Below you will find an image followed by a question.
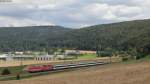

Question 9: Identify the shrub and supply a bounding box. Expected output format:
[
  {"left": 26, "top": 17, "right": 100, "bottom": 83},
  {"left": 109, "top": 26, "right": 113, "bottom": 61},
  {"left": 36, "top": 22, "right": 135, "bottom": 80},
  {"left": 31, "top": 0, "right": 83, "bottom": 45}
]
[
  {"left": 122, "top": 57, "right": 129, "bottom": 61},
  {"left": 1, "top": 68, "right": 11, "bottom": 75}
]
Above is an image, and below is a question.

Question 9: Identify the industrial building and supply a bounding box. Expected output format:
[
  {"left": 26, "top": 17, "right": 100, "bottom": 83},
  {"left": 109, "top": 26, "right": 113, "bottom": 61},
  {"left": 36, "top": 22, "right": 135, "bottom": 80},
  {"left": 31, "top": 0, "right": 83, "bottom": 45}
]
[
  {"left": 0, "top": 54, "right": 34, "bottom": 61},
  {"left": 0, "top": 54, "right": 55, "bottom": 61}
]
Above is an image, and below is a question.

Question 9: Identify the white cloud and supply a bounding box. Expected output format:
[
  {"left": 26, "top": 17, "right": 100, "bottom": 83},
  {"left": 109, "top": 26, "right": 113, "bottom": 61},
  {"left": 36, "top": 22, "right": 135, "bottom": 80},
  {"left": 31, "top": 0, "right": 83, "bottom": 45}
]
[
  {"left": 83, "top": 3, "right": 109, "bottom": 17},
  {"left": 0, "top": 16, "right": 54, "bottom": 27},
  {"left": 82, "top": 3, "right": 143, "bottom": 21},
  {"left": 0, "top": 0, "right": 150, "bottom": 28},
  {"left": 103, "top": 11, "right": 117, "bottom": 20}
]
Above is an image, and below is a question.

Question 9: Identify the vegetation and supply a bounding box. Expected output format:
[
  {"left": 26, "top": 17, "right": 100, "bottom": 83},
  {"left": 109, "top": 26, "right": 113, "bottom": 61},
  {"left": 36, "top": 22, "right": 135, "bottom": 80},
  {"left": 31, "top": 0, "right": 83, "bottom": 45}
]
[
  {"left": 138, "top": 54, "right": 150, "bottom": 61},
  {"left": 0, "top": 19, "right": 149, "bottom": 59},
  {"left": 1, "top": 68, "right": 11, "bottom": 75},
  {"left": 0, "top": 66, "right": 25, "bottom": 76}
]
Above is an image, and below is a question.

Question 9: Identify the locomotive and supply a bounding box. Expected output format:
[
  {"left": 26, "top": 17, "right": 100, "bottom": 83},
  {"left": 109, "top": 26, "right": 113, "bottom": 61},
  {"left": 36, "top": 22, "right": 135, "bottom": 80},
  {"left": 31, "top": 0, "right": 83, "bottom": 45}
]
[{"left": 25, "top": 64, "right": 53, "bottom": 73}]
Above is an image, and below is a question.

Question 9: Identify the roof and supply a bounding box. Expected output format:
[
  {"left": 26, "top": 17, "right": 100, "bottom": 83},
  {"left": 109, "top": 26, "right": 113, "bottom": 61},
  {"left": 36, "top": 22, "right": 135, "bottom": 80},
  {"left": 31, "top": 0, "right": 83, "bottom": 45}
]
[
  {"left": 12, "top": 55, "right": 34, "bottom": 58},
  {"left": 0, "top": 54, "right": 34, "bottom": 58},
  {"left": 36, "top": 55, "right": 54, "bottom": 57},
  {"left": 79, "top": 50, "right": 96, "bottom": 54}
]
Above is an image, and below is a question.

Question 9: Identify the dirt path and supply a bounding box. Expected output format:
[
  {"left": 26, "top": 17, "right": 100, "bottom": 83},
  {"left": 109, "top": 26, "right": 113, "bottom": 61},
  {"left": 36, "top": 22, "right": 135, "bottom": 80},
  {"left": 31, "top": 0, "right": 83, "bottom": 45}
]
[{"left": 1, "top": 61, "right": 150, "bottom": 84}]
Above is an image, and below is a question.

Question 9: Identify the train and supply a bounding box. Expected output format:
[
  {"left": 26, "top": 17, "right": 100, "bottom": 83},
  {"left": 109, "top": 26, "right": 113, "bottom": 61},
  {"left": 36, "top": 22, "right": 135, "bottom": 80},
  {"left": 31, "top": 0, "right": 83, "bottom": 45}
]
[{"left": 25, "top": 61, "right": 106, "bottom": 73}]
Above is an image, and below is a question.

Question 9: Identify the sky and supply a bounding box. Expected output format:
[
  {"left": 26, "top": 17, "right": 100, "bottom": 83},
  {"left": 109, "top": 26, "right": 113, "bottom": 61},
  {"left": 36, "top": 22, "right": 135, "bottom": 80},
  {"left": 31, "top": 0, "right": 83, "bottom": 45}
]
[{"left": 0, "top": 0, "right": 150, "bottom": 28}]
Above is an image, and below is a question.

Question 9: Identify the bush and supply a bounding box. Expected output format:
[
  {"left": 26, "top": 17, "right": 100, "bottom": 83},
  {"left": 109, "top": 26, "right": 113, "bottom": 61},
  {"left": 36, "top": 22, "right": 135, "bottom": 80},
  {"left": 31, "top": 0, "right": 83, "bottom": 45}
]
[
  {"left": 135, "top": 53, "right": 145, "bottom": 60},
  {"left": 122, "top": 57, "right": 129, "bottom": 61},
  {"left": 1, "top": 68, "right": 11, "bottom": 75}
]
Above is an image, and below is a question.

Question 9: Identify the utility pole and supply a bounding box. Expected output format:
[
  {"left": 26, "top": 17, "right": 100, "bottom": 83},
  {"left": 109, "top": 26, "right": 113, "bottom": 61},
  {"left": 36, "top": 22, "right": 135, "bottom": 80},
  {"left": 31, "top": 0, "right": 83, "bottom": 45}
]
[{"left": 20, "top": 56, "right": 23, "bottom": 67}]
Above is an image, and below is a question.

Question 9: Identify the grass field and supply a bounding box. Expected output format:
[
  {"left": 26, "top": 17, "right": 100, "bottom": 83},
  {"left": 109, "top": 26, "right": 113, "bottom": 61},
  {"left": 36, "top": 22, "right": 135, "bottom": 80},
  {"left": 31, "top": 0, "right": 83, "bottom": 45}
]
[
  {"left": 78, "top": 54, "right": 97, "bottom": 59},
  {"left": 0, "top": 55, "right": 150, "bottom": 84}
]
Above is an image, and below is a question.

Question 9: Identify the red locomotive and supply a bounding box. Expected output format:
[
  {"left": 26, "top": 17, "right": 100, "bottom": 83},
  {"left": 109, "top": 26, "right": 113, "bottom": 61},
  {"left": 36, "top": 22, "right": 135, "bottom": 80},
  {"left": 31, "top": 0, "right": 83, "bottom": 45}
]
[{"left": 26, "top": 64, "right": 53, "bottom": 73}]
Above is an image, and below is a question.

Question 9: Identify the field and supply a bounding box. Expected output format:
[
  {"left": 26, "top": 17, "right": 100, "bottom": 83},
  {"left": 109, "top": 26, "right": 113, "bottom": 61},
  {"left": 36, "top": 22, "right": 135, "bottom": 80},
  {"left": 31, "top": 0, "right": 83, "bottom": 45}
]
[
  {"left": 77, "top": 54, "right": 97, "bottom": 59},
  {"left": 0, "top": 57, "right": 120, "bottom": 67},
  {"left": 0, "top": 57, "right": 121, "bottom": 78},
  {"left": 0, "top": 57, "right": 150, "bottom": 84}
]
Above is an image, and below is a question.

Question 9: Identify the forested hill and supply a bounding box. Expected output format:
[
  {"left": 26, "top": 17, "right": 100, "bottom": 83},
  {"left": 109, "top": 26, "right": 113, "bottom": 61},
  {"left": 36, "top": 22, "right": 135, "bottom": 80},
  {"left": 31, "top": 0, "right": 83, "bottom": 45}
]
[
  {"left": 0, "top": 19, "right": 149, "bottom": 55},
  {"left": 0, "top": 26, "right": 72, "bottom": 51},
  {"left": 63, "top": 19, "right": 150, "bottom": 54}
]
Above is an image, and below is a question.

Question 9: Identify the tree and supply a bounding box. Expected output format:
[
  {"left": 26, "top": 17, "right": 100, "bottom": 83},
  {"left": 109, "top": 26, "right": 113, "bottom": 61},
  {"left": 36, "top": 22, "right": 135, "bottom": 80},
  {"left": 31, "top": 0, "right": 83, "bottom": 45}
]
[{"left": 1, "top": 68, "right": 11, "bottom": 75}]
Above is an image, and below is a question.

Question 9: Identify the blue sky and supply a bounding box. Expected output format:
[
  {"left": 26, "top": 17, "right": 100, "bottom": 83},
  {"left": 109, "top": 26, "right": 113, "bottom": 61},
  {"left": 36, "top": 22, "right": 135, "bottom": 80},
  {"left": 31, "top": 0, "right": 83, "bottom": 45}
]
[{"left": 0, "top": 0, "right": 150, "bottom": 28}]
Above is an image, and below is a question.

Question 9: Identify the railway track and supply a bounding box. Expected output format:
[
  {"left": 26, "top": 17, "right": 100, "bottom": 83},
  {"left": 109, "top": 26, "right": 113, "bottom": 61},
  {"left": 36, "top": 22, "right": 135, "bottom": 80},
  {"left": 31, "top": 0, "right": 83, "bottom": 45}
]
[{"left": 0, "top": 61, "right": 109, "bottom": 81}]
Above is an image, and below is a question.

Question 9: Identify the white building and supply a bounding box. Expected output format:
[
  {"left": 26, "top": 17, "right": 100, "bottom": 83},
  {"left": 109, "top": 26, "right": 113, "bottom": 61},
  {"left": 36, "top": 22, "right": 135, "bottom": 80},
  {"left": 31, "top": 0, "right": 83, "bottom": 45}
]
[
  {"left": 0, "top": 54, "right": 34, "bottom": 61},
  {"left": 56, "top": 55, "right": 66, "bottom": 59},
  {"left": 65, "top": 50, "right": 80, "bottom": 55},
  {"left": 35, "top": 55, "right": 53, "bottom": 61},
  {"left": 12, "top": 55, "right": 34, "bottom": 61},
  {"left": 0, "top": 54, "right": 13, "bottom": 61}
]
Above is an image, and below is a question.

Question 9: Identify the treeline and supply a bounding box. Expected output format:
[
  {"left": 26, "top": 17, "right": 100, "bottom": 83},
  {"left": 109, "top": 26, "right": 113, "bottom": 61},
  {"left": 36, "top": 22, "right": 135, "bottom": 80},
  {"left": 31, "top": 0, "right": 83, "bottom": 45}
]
[{"left": 0, "top": 19, "right": 149, "bottom": 57}]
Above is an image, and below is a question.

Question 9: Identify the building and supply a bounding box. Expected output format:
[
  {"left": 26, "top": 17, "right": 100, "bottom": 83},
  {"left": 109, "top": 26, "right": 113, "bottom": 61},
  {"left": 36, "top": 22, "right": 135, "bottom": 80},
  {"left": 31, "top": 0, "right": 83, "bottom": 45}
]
[
  {"left": 65, "top": 50, "right": 96, "bottom": 54},
  {"left": 0, "top": 54, "right": 34, "bottom": 61},
  {"left": 56, "top": 55, "right": 66, "bottom": 59},
  {"left": 12, "top": 55, "right": 34, "bottom": 61},
  {"left": 79, "top": 50, "right": 96, "bottom": 54},
  {"left": 15, "top": 52, "right": 24, "bottom": 55},
  {"left": 0, "top": 54, "right": 13, "bottom": 61},
  {"left": 35, "top": 55, "right": 53, "bottom": 61},
  {"left": 65, "top": 50, "right": 80, "bottom": 55}
]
